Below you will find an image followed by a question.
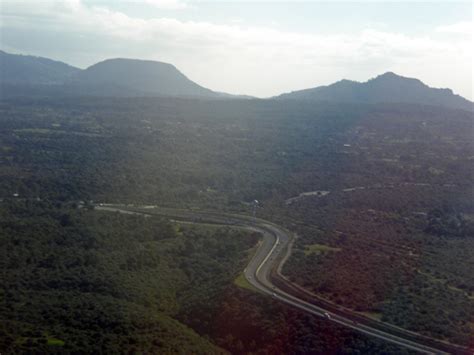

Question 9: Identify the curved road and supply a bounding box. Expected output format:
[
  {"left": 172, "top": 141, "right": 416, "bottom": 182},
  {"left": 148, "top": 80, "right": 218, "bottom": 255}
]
[{"left": 96, "top": 204, "right": 471, "bottom": 355}]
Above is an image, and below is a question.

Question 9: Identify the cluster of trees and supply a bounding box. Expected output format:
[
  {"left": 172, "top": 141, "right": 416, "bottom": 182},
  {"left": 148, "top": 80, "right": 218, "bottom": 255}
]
[
  {"left": 425, "top": 207, "right": 474, "bottom": 238},
  {"left": 1, "top": 95, "right": 472, "bottom": 351},
  {"left": 381, "top": 275, "right": 474, "bottom": 345},
  {"left": 275, "top": 104, "right": 474, "bottom": 346},
  {"left": 0, "top": 97, "right": 371, "bottom": 206},
  {"left": 0, "top": 199, "right": 412, "bottom": 353},
  {"left": 208, "top": 288, "right": 412, "bottom": 354},
  {"left": 0, "top": 199, "right": 256, "bottom": 353}
]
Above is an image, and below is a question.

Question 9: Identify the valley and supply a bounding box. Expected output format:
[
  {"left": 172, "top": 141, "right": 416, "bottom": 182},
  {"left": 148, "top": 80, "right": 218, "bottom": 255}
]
[{"left": 1, "top": 94, "right": 473, "bottom": 353}]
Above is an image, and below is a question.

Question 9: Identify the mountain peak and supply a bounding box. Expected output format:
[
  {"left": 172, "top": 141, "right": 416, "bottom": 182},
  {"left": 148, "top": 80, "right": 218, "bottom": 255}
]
[
  {"left": 374, "top": 71, "right": 402, "bottom": 79},
  {"left": 0, "top": 50, "right": 228, "bottom": 98},
  {"left": 367, "top": 71, "right": 426, "bottom": 90},
  {"left": 73, "top": 57, "right": 217, "bottom": 97},
  {"left": 277, "top": 72, "right": 472, "bottom": 111},
  {"left": 87, "top": 57, "right": 176, "bottom": 71}
]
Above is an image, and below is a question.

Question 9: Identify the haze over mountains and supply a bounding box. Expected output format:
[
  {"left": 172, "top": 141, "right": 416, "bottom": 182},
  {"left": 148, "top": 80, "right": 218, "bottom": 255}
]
[
  {"left": 277, "top": 72, "right": 473, "bottom": 111},
  {"left": 0, "top": 50, "right": 80, "bottom": 85},
  {"left": 1, "top": 50, "right": 472, "bottom": 111},
  {"left": 0, "top": 51, "right": 224, "bottom": 98},
  {"left": 70, "top": 58, "right": 218, "bottom": 97}
]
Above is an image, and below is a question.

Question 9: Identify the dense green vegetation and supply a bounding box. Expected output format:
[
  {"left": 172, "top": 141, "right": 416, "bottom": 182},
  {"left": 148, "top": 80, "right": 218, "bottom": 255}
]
[
  {"left": 1, "top": 96, "right": 472, "bottom": 352},
  {"left": 0, "top": 200, "right": 257, "bottom": 353},
  {"left": 1, "top": 200, "right": 410, "bottom": 354},
  {"left": 276, "top": 107, "right": 474, "bottom": 345},
  {"left": 0, "top": 97, "right": 368, "bottom": 204},
  {"left": 205, "top": 288, "right": 413, "bottom": 354}
]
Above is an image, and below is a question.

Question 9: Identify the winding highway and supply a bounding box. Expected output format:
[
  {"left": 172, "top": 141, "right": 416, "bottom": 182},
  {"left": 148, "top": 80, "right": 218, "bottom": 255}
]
[{"left": 96, "top": 204, "right": 471, "bottom": 355}]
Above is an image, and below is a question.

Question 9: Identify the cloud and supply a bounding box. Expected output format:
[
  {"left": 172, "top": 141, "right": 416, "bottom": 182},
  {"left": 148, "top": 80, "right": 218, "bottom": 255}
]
[
  {"left": 436, "top": 21, "right": 473, "bottom": 35},
  {"left": 138, "top": 0, "right": 189, "bottom": 10},
  {"left": 0, "top": 0, "right": 472, "bottom": 99}
]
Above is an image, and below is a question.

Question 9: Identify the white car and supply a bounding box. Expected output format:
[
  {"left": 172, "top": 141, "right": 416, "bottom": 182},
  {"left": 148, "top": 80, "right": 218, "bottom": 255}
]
[{"left": 324, "top": 312, "right": 331, "bottom": 319}]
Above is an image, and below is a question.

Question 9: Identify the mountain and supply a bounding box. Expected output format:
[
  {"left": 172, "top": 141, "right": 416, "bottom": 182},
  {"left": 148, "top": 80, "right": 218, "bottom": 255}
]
[
  {"left": 0, "top": 51, "right": 233, "bottom": 99},
  {"left": 1, "top": 50, "right": 471, "bottom": 107},
  {"left": 0, "top": 50, "right": 80, "bottom": 85},
  {"left": 277, "top": 72, "right": 473, "bottom": 111},
  {"left": 67, "top": 58, "right": 222, "bottom": 98}
]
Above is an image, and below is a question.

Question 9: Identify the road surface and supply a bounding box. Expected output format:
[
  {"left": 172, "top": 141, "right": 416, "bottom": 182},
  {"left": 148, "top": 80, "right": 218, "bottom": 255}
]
[{"left": 96, "top": 204, "right": 471, "bottom": 355}]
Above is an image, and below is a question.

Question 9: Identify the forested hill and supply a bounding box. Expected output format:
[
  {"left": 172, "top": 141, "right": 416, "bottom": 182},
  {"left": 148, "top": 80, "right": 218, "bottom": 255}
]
[
  {"left": 0, "top": 50, "right": 80, "bottom": 85},
  {"left": 0, "top": 51, "right": 230, "bottom": 98},
  {"left": 67, "top": 58, "right": 222, "bottom": 98},
  {"left": 276, "top": 72, "right": 473, "bottom": 111},
  {"left": 1, "top": 50, "right": 472, "bottom": 109}
]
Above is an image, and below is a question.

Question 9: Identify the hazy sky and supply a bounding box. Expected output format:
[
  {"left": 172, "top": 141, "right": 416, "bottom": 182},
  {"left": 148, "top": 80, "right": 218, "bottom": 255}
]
[{"left": 1, "top": 0, "right": 472, "bottom": 99}]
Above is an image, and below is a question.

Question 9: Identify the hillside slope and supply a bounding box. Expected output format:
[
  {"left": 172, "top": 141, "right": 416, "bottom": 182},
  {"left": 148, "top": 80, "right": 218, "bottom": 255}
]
[
  {"left": 0, "top": 50, "right": 80, "bottom": 85},
  {"left": 68, "top": 58, "right": 221, "bottom": 98},
  {"left": 0, "top": 51, "right": 228, "bottom": 98},
  {"left": 277, "top": 72, "right": 473, "bottom": 111}
]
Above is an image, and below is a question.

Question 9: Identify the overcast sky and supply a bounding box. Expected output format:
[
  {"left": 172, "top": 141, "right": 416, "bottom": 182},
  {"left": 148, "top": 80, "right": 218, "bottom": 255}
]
[{"left": 1, "top": 0, "right": 472, "bottom": 99}]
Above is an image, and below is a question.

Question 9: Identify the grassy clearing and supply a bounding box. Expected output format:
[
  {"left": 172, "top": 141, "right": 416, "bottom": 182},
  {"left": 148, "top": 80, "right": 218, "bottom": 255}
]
[
  {"left": 234, "top": 272, "right": 257, "bottom": 292},
  {"left": 14, "top": 128, "right": 54, "bottom": 134},
  {"left": 304, "top": 243, "right": 341, "bottom": 256},
  {"left": 14, "top": 128, "right": 103, "bottom": 137},
  {"left": 47, "top": 338, "right": 65, "bottom": 346}
]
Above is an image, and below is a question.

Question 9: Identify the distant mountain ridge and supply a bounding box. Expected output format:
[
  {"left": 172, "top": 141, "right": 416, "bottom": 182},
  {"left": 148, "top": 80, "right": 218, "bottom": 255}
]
[
  {"left": 69, "top": 58, "right": 220, "bottom": 97},
  {"left": 276, "top": 72, "right": 473, "bottom": 111},
  {"left": 0, "top": 51, "right": 228, "bottom": 98},
  {"left": 0, "top": 50, "right": 80, "bottom": 85},
  {"left": 1, "top": 50, "right": 472, "bottom": 110}
]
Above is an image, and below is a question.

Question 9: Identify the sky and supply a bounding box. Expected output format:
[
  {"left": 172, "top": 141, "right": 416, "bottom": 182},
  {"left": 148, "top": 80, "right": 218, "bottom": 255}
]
[{"left": 0, "top": 0, "right": 473, "bottom": 99}]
